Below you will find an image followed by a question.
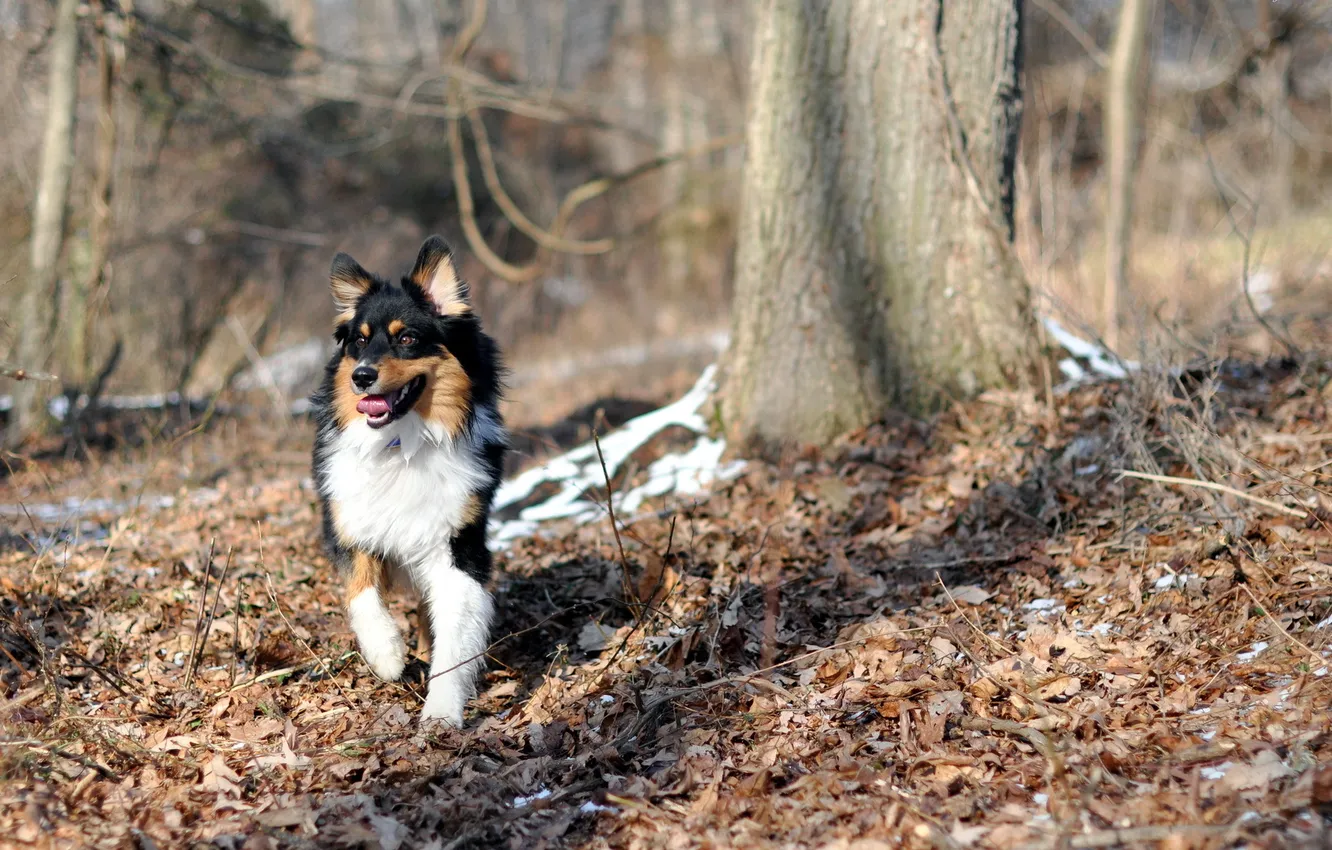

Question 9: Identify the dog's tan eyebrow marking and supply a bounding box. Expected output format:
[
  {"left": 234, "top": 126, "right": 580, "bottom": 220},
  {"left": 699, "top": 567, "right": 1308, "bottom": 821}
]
[
  {"left": 388, "top": 320, "right": 405, "bottom": 336},
  {"left": 360, "top": 323, "right": 372, "bottom": 339}
]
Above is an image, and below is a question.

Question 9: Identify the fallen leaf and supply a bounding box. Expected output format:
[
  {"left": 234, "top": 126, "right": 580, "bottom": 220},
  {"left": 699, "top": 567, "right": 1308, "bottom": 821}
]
[
  {"left": 199, "top": 755, "right": 241, "bottom": 797},
  {"left": 1218, "top": 750, "right": 1294, "bottom": 793},
  {"left": 949, "top": 585, "right": 993, "bottom": 605}
]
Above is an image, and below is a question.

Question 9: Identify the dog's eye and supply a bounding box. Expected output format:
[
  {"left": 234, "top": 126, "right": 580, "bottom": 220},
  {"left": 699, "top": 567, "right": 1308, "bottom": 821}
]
[
  {"left": 397, "top": 333, "right": 415, "bottom": 347},
  {"left": 353, "top": 335, "right": 368, "bottom": 350}
]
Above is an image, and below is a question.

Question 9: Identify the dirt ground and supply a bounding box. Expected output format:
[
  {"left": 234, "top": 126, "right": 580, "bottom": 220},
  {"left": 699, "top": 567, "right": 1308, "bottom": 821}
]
[{"left": 2, "top": 356, "right": 1332, "bottom": 849}]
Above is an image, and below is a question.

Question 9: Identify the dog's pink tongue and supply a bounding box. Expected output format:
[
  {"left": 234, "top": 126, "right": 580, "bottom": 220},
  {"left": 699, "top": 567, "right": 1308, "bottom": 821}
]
[{"left": 356, "top": 395, "right": 391, "bottom": 416}]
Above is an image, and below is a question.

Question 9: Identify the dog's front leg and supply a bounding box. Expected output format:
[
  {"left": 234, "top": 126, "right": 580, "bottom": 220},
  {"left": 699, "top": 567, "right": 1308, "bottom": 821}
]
[
  {"left": 417, "top": 545, "right": 493, "bottom": 726},
  {"left": 345, "top": 550, "right": 407, "bottom": 681}
]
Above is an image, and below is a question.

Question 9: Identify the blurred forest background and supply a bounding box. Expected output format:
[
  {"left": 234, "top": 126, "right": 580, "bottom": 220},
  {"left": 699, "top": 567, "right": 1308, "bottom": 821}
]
[{"left": 1, "top": 0, "right": 1330, "bottom": 445}]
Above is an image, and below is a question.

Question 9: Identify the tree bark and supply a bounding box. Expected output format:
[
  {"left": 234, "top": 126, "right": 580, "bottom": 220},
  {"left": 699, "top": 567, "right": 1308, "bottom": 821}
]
[
  {"left": 6, "top": 0, "right": 80, "bottom": 449},
  {"left": 1103, "top": 0, "right": 1153, "bottom": 353},
  {"left": 723, "top": 0, "right": 1037, "bottom": 448},
  {"left": 65, "top": 1, "right": 121, "bottom": 389}
]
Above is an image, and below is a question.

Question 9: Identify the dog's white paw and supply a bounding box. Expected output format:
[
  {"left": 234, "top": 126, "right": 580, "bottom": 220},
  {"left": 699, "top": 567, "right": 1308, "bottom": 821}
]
[
  {"left": 348, "top": 589, "right": 406, "bottom": 681},
  {"left": 361, "top": 637, "right": 407, "bottom": 681},
  {"left": 419, "top": 678, "right": 467, "bottom": 726},
  {"left": 419, "top": 704, "right": 463, "bottom": 727}
]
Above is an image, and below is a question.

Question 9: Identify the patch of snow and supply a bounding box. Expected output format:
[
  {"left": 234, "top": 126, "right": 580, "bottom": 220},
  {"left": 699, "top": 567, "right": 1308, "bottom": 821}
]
[
  {"left": 1023, "top": 598, "right": 1063, "bottom": 612},
  {"left": 1075, "top": 464, "right": 1100, "bottom": 476},
  {"left": 512, "top": 787, "right": 553, "bottom": 808},
  {"left": 1090, "top": 623, "right": 1114, "bottom": 636},
  {"left": 1200, "top": 730, "right": 1217, "bottom": 741},
  {"left": 0, "top": 494, "right": 176, "bottom": 524},
  {"left": 1042, "top": 317, "right": 1138, "bottom": 386},
  {"left": 1032, "top": 793, "right": 1049, "bottom": 807},
  {"left": 490, "top": 365, "right": 744, "bottom": 549},
  {"left": 1201, "top": 762, "right": 1233, "bottom": 781},
  {"left": 1246, "top": 269, "right": 1276, "bottom": 315},
  {"left": 1315, "top": 614, "right": 1332, "bottom": 631},
  {"left": 600, "top": 694, "right": 615, "bottom": 704},
  {"left": 1152, "top": 572, "right": 1197, "bottom": 591},
  {"left": 1237, "top": 642, "right": 1269, "bottom": 663},
  {"left": 580, "top": 800, "right": 615, "bottom": 815}
]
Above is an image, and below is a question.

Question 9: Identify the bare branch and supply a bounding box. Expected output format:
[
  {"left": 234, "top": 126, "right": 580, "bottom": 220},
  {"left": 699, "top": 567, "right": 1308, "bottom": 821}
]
[
  {"left": 466, "top": 105, "right": 613, "bottom": 255},
  {"left": 551, "top": 133, "right": 744, "bottom": 236},
  {"left": 214, "top": 220, "right": 328, "bottom": 247},
  {"left": 1, "top": 365, "right": 60, "bottom": 383},
  {"left": 447, "top": 94, "right": 542, "bottom": 283},
  {"left": 449, "top": 0, "right": 488, "bottom": 64},
  {"left": 133, "top": 11, "right": 635, "bottom": 136},
  {"left": 1029, "top": 0, "right": 1109, "bottom": 67}
]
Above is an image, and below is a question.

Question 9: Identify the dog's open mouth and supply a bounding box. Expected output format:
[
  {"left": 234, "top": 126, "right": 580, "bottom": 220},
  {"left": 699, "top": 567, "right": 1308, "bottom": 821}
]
[{"left": 356, "top": 375, "right": 426, "bottom": 429}]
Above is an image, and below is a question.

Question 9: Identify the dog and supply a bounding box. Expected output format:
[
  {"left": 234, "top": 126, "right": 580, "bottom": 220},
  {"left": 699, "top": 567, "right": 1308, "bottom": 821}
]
[{"left": 311, "top": 236, "right": 506, "bottom": 725}]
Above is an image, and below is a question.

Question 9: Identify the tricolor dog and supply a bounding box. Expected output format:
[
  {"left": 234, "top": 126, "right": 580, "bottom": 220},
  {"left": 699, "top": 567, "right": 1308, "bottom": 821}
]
[{"left": 311, "top": 236, "right": 506, "bottom": 725}]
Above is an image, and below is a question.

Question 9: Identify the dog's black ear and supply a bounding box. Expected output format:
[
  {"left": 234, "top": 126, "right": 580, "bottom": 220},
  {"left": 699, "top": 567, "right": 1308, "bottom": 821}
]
[
  {"left": 330, "top": 253, "right": 374, "bottom": 314},
  {"left": 408, "top": 236, "right": 470, "bottom": 317}
]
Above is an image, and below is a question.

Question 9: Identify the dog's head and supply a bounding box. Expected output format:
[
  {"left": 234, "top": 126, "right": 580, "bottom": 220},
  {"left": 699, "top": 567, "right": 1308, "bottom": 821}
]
[{"left": 328, "top": 236, "right": 476, "bottom": 434}]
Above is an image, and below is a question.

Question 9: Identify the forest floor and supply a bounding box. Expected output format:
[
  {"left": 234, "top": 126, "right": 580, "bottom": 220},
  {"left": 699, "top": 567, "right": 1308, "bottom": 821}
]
[{"left": 2, "top": 355, "right": 1332, "bottom": 849}]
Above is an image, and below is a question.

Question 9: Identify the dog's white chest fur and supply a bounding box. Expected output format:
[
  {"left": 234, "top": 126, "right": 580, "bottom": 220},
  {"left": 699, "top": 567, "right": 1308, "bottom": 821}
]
[{"left": 321, "top": 407, "right": 500, "bottom": 565}]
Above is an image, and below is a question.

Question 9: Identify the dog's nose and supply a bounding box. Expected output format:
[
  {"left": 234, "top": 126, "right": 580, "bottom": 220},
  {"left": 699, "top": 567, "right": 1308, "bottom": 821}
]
[{"left": 351, "top": 365, "right": 378, "bottom": 391}]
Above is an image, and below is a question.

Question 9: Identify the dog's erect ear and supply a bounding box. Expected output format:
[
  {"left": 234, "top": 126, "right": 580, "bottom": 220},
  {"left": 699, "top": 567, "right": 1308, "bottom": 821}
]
[
  {"left": 408, "top": 236, "right": 470, "bottom": 317},
  {"left": 330, "top": 253, "right": 374, "bottom": 314}
]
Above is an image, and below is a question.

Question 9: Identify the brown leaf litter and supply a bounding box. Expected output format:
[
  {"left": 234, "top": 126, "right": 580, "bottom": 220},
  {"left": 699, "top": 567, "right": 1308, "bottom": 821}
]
[{"left": 2, "top": 357, "right": 1332, "bottom": 848}]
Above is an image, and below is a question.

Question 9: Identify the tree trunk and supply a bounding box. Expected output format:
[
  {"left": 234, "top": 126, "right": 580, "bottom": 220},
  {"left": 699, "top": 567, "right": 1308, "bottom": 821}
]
[
  {"left": 6, "top": 0, "right": 80, "bottom": 449},
  {"left": 1102, "top": 0, "right": 1153, "bottom": 353},
  {"left": 65, "top": 1, "right": 121, "bottom": 389},
  {"left": 723, "top": 0, "right": 1036, "bottom": 448}
]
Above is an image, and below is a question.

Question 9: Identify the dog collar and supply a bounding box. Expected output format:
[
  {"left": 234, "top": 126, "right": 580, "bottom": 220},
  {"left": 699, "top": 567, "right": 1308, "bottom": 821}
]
[{"left": 387, "top": 437, "right": 401, "bottom": 450}]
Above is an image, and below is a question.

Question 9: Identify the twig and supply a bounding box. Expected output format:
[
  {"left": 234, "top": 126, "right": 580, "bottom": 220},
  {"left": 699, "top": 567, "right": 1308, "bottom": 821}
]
[
  {"left": 189, "top": 546, "right": 233, "bottom": 683},
  {"left": 225, "top": 314, "right": 289, "bottom": 420},
  {"left": 959, "top": 716, "right": 1064, "bottom": 782},
  {"left": 592, "top": 431, "right": 636, "bottom": 612},
  {"left": 1199, "top": 137, "right": 1300, "bottom": 357},
  {"left": 183, "top": 538, "right": 216, "bottom": 690},
  {"left": 1237, "top": 583, "right": 1326, "bottom": 669},
  {"left": 1113, "top": 469, "right": 1307, "bottom": 518},
  {"left": 0, "top": 364, "right": 59, "bottom": 382},
  {"left": 936, "top": 574, "right": 1013, "bottom": 655},
  {"left": 226, "top": 664, "right": 310, "bottom": 693},
  {"left": 230, "top": 578, "right": 244, "bottom": 689},
  {"left": 263, "top": 568, "right": 352, "bottom": 703},
  {"left": 214, "top": 220, "right": 328, "bottom": 247}
]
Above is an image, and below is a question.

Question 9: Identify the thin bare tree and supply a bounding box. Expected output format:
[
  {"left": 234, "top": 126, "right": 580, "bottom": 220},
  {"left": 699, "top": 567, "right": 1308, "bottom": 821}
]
[
  {"left": 1102, "top": 0, "right": 1154, "bottom": 353},
  {"left": 64, "top": 1, "right": 124, "bottom": 389},
  {"left": 6, "top": 0, "right": 80, "bottom": 449}
]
